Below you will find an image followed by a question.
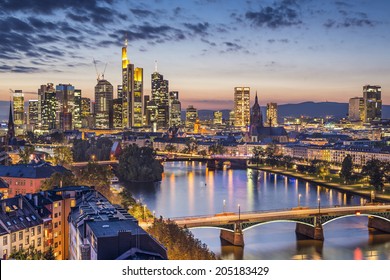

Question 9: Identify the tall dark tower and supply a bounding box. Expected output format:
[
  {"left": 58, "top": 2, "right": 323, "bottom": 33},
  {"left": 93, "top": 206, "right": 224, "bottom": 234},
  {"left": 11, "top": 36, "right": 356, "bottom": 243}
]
[
  {"left": 6, "top": 101, "right": 16, "bottom": 145},
  {"left": 250, "top": 92, "right": 263, "bottom": 128}
]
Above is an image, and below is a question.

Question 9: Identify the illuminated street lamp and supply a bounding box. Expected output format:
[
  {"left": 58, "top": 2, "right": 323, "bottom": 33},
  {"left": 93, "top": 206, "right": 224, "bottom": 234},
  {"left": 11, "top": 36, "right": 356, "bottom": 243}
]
[
  {"left": 238, "top": 204, "right": 241, "bottom": 222},
  {"left": 223, "top": 199, "right": 226, "bottom": 213}
]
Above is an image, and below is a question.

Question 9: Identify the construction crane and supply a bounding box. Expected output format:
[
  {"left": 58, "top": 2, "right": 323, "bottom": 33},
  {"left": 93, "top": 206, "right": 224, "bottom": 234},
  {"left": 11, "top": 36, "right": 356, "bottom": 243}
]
[{"left": 93, "top": 58, "right": 108, "bottom": 81}]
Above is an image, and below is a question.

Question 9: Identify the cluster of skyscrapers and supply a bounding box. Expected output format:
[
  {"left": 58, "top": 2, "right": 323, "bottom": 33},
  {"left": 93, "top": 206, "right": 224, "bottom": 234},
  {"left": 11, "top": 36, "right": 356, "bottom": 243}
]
[
  {"left": 10, "top": 40, "right": 182, "bottom": 134},
  {"left": 348, "top": 85, "right": 382, "bottom": 123}
]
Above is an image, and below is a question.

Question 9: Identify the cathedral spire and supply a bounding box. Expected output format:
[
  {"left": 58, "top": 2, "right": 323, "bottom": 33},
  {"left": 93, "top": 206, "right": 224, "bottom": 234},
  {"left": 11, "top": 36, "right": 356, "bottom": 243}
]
[{"left": 6, "top": 101, "right": 15, "bottom": 145}]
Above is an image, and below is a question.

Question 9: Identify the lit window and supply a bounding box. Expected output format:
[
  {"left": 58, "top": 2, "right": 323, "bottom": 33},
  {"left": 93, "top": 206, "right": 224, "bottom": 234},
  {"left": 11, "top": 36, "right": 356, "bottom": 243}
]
[
  {"left": 19, "top": 231, "right": 23, "bottom": 240},
  {"left": 3, "top": 236, "right": 7, "bottom": 246}
]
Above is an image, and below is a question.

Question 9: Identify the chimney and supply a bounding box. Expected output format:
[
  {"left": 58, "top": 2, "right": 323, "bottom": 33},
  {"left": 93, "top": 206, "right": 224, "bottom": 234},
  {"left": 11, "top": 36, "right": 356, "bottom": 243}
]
[
  {"left": 18, "top": 196, "right": 23, "bottom": 210},
  {"left": 34, "top": 195, "right": 39, "bottom": 207}
]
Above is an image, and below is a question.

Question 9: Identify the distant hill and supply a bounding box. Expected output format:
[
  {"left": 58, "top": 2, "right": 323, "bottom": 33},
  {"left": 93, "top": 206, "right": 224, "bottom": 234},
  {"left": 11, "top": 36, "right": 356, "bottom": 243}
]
[{"left": 1, "top": 100, "right": 389, "bottom": 123}]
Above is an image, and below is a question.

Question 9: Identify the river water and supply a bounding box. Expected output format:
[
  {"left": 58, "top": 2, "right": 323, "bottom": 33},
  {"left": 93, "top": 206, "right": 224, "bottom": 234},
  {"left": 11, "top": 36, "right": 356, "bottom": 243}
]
[{"left": 125, "top": 161, "right": 390, "bottom": 260}]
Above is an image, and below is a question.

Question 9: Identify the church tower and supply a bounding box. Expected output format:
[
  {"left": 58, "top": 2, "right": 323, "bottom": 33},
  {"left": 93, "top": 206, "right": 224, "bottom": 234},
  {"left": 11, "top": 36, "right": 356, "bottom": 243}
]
[{"left": 249, "top": 92, "right": 263, "bottom": 141}]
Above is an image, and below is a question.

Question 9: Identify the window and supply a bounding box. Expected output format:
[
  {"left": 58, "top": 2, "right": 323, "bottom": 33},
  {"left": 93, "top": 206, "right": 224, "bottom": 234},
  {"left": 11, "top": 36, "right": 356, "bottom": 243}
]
[
  {"left": 37, "top": 238, "right": 41, "bottom": 247},
  {"left": 18, "top": 244, "right": 23, "bottom": 251},
  {"left": 55, "top": 242, "right": 58, "bottom": 248},
  {"left": 37, "top": 226, "right": 41, "bottom": 235},
  {"left": 54, "top": 232, "right": 58, "bottom": 238},
  {"left": 31, "top": 240, "right": 35, "bottom": 248},
  {"left": 25, "top": 236, "right": 29, "bottom": 245},
  {"left": 12, "top": 246, "right": 16, "bottom": 253},
  {"left": 54, "top": 222, "right": 58, "bottom": 229},
  {"left": 3, "top": 236, "right": 7, "bottom": 246},
  {"left": 54, "top": 202, "right": 58, "bottom": 208},
  {"left": 3, "top": 249, "right": 7, "bottom": 257},
  {"left": 31, "top": 228, "right": 35, "bottom": 237},
  {"left": 19, "top": 231, "right": 23, "bottom": 241},
  {"left": 54, "top": 213, "right": 58, "bottom": 218},
  {"left": 11, "top": 233, "right": 16, "bottom": 243}
]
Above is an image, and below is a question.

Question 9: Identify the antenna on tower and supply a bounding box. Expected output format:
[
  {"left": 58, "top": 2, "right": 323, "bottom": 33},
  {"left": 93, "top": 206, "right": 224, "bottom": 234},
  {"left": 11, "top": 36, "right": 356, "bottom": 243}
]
[
  {"left": 93, "top": 58, "right": 100, "bottom": 81},
  {"left": 154, "top": 60, "right": 158, "bottom": 72}
]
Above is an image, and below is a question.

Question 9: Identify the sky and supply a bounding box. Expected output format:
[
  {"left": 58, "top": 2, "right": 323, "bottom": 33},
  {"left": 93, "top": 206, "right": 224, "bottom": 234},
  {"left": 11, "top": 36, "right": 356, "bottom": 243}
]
[{"left": 0, "top": 0, "right": 389, "bottom": 110}]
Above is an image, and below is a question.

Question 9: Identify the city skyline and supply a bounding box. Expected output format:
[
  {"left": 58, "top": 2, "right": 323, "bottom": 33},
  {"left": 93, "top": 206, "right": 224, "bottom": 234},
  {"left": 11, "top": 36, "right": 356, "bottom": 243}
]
[{"left": 0, "top": 0, "right": 389, "bottom": 109}]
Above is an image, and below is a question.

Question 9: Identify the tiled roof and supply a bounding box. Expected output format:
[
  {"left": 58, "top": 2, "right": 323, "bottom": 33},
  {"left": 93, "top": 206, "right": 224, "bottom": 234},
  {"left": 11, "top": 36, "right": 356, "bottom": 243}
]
[{"left": 0, "top": 163, "right": 70, "bottom": 179}]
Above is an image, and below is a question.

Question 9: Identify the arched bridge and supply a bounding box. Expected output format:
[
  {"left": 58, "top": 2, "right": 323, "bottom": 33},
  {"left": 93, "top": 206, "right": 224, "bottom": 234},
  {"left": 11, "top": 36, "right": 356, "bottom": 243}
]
[{"left": 170, "top": 205, "right": 390, "bottom": 246}]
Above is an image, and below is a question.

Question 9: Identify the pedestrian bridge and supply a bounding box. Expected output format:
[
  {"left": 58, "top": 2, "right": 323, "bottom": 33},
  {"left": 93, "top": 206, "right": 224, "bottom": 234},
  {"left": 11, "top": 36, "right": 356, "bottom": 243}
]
[{"left": 170, "top": 205, "right": 390, "bottom": 246}]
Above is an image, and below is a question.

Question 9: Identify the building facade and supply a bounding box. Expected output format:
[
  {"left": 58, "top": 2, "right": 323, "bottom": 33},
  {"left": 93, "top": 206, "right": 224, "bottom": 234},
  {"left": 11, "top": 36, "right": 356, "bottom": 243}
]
[
  {"left": 363, "top": 85, "right": 382, "bottom": 123},
  {"left": 266, "top": 102, "right": 278, "bottom": 127},
  {"left": 234, "top": 87, "right": 250, "bottom": 128},
  {"left": 94, "top": 79, "right": 114, "bottom": 129},
  {"left": 348, "top": 97, "right": 364, "bottom": 122}
]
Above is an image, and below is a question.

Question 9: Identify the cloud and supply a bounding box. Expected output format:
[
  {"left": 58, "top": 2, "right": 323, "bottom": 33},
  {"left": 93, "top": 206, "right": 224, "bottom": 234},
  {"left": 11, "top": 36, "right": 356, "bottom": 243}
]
[
  {"left": 223, "top": 41, "right": 243, "bottom": 52},
  {"left": 130, "top": 8, "right": 155, "bottom": 18},
  {"left": 324, "top": 17, "right": 376, "bottom": 28},
  {"left": 183, "top": 22, "right": 210, "bottom": 36},
  {"left": 268, "top": 39, "right": 289, "bottom": 44},
  {"left": 0, "top": 65, "right": 42, "bottom": 73},
  {"left": 245, "top": 0, "right": 302, "bottom": 29}
]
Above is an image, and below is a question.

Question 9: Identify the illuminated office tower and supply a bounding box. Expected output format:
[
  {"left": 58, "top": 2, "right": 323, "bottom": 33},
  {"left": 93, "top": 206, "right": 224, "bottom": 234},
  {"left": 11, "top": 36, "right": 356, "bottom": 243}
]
[
  {"left": 95, "top": 79, "right": 113, "bottom": 129},
  {"left": 28, "top": 100, "right": 39, "bottom": 126},
  {"left": 40, "top": 83, "right": 57, "bottom": 131},
  {"left": 348, "top": 97, "right": 364, "bottom": 122},
  {"left": 133, "top": 67, "right": 143, "bottom": 127},
  {"left": 266, "top": 102, "right": 278, "bottom": 127},
  {"left": 146, "top": 100, "right": 158, "bottom": 130},
  {"left": 185, "top": 105, "right": 198, "bottom": 130},
  {"left": 151, "top": 66, "right": 169, "bottom": 130},
  {"left": 122, "top": 40, "right": 143, "bottom": 128},
  {"left": 56, "top": 84, "right": 75, "bottom": 130},
  {"left": 229, "top": 110, "right": 235, "bottom": 126},
  {"left": 13, "top": 90, "right": 24, "bottom": 126},
  {"left": 117, "top": 85, "right": 123, "bottom": 99},
  {"left": 234, "top": 87, "right": 250, "bottom": 128},
  {"left": 143, "top": 95, "right": 150, "bottom": 126},
  {"left": 81, "top": 98, "right": 91, "bottom": 117},
  {"left": 113, "top": 98, "right": 123, "bottom": 129},
  {"left": 169, "top": 91, "right": 181, "bottom": 127},
  {"left": 213, "top": 111, "right": 223, "bottom": 125},
  {"left": 73, "top": 89, "right": 82, "bottom": 129},
  {"left": 363, "top": 85, "right": 382, "bottom": 123}
]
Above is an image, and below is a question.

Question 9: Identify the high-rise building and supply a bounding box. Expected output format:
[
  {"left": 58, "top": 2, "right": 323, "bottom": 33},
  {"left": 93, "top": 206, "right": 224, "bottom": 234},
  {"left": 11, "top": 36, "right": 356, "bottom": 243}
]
[
  {"left": 213, "top": 111, "right": 223, "bottom": 125},
  {"left": 348, "top": 97, "right": 364, "bottom": 122},
  {"left": 229, "top": 110, "right": 235, "bottom": 126},
  {"left": 95, "top": 79, "right": 114, "bottom": 129},
  {"left": 73, "top": 89, "right": 82, "bottom": 129},
  {"left": 28, "top": 100, "right": 39, "bottom": 126},
  {"left": 266, "top": 102, "right": 278, "bottom": 127},
  {"left": 185, "top": 105, "right": 198, "bottom": 130},
  {"left": 117, "top": 85, "right": 123, "bottom": 99},
  {"left": 113, "top": 98, "right": 123, "bottom": 129},
  {"left": 143, "top": 95, "right": 150, "bottom": 126},
  {"left": 234, "top": 87, "right": 250, "bottom": 128},
  {"left": 122, "top": 40, "right": 143, "bottom": 128},
  {"left": 169, "top": 91, "right": 181, "bottom": 127},
  {"left": 363, "top": 85, "right": 382, "bottom": 123},
  {"left": 56, "top": 84, "right": 75, "bottom": 130},
  {"left": 151, "top": 68, "right": 169, "bottom": 130},
  {"left": 13, "top": 90, "right": 24, "bottom": 126},
  {"left": 146, "top": 100, "right": 158, "bottom": 130},
  {"left": 81, "top": 97, "right": 91, "bottom": 128},
  {"left": 39, "top": 83, "right": 57, "bottom": 131}
]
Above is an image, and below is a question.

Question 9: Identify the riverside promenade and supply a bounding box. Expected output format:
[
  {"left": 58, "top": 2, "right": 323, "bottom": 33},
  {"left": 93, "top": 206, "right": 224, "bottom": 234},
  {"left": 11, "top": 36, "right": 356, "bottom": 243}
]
[{"left": 248, "top": 165, "right": 390, "bottom": 203}]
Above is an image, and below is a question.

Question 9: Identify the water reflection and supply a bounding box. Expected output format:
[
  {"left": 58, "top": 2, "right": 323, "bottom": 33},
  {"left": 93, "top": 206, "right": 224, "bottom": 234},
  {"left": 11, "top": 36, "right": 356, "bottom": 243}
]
[{"left": 123, "top": 162, "right": 390, "bottom": 259}]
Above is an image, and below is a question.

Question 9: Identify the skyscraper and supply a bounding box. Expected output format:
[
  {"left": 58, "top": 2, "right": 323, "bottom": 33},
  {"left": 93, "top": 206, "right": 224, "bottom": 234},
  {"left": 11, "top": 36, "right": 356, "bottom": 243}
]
[
  {"left": 169, "top": 91, "right": 181, "bottom": 127},
  {"left": 56, "top": 84, "right": 75, "bottom": 130},
  {"left": 348, "top": 97, "right": 364, "bottom": 122},
  {"left": 234, "top": 87, "right": 250, "bottom": 128},
  {"left": 39, "top": 83, "right": 57, "bottom": 131},
  {"left": 122, "top": 40, "right": 143, "bottom": 128},
  {"left": 13, "top": 90, "right": 24, "bottom": 126},
  {"left": 213, "top": 111, "right": 223, "bottom": 125},
  {"left": 113, "top": 98, "right": 123, "bottom": 129},
  {"left": 363, "top": 85, "right": 382, "bottom": 123},
  {"left": 151, "top": 67, "right": 169, "bottom": 130},
  {"left": 28, "top": 100, "right": 39, "bottom": 126},
  {"left": 266, "top": 102, "right": 278, "bottom": 127},
  {"left": 81, "top": 97, "right": 91, "bottom": 128},
  {"left": 73, "top": 89, "right": 82, "bottom": 129},
  {"left": 95, "top": 79, "right": 114, "bottom": 129},
  {"left": 185, "top": 105, "right": 198, "bottom": 130}
]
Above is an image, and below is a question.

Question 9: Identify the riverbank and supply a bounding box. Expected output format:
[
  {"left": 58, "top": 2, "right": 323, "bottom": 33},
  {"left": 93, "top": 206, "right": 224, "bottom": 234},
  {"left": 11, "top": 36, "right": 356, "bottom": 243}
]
[{"left": 248, "top": 165, "right": 390, "bottom": 203}]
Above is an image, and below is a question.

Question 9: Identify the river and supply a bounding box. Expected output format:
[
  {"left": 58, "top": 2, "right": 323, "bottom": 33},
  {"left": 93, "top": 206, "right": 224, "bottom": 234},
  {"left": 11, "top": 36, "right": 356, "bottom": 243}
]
[{"left": 124, "top": 161, "right": 390, "bottom": 260}]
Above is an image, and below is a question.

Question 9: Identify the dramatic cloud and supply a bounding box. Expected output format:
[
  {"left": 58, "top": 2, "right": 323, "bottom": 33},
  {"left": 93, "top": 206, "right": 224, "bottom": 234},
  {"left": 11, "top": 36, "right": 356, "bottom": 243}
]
[
  {"left": 324, "top": 17, "right": 376, "bottom": 28},
  {"left": 130, "top": 8, "right": 155, "bottom": 18},
  {"left": 183, "top": 22, "right": 210, "bottom": 36},
  {"left": 223, "top": 41, "right": 243, "bottom": 52},
  {"left": 0, "top": 65, "right": 42, "bottom": 73},
  {"left": 245, "top": 0, "right": 302, "bottom": 29}
]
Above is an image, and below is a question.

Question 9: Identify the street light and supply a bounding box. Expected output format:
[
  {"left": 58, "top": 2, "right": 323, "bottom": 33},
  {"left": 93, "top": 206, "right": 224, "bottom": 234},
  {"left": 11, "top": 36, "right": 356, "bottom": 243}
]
[
  {"left": 298, "top": 194, "right": 302, "bottom": 208},
  {"left": 238, "top": 204, "right": 241, "bottom": 222},
  {"left": 223, "top": 199, "right": 226, "bottom": 213},
  {"left": 318, "top": 198, "right": 321, "bottom": 214}
]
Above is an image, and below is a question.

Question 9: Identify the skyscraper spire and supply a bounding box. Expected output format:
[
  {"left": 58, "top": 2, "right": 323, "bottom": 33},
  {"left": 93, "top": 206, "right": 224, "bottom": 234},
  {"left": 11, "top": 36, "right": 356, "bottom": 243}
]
[
  {"left": 155, "top": 60, "right": 158, "bottom": 72},
  {"left": 122, "top": 38, "right": 129, "bottom": 69},
  {"left": 6, "top": 101, "right": 15, "bottom": 145}
]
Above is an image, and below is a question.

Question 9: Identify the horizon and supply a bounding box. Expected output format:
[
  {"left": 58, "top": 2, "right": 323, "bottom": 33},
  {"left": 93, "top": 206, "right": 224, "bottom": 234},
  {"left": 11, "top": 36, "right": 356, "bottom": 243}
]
[{"left": 0, "top": 0, "right": 389, "bottom": 109}]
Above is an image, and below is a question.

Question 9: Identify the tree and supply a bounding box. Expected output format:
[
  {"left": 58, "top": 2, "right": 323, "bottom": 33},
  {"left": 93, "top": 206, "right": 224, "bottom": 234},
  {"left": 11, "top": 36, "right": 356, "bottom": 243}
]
[
  {"left": 41, "top": 171, "right": 77, "bottom": 190},
  {"left": 340, "top": 155, "right": 353, "bottom": 184},
  {"left": 53, "top": 146, "right": 73, "bottom": 166},
  {"left": 50, "top": 132, "right": 65, "bottom": 144},
  {"left": 117, "top": 144, "right": 163, "bottom": 182},
  {"left": 208, "top": 143, "right": 226, "bottom": 155},
  {"left": 44, "top": 246, "right": 56, "bottom": 260},
  {"left": 18, "top": 146, "right": 35, "bottom": 164},
  {"left": 9, "top": 245, "right": 45, "bottom": 260},
  {"left": 165, "top": 144, "right": 177, "bottom": 153},
  {"left": 362, "top": 159, "right": 385, "bottom": 191},
  {"left": 72, "top": 139, "right": 91, "bottom": 162}
]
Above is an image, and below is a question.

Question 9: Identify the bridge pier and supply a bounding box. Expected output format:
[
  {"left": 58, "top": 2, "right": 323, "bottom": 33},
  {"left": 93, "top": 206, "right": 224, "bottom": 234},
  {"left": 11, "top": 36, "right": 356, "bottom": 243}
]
[
  {"left": 295, "top": 217, "right": 324, "bottom": 240},
  {"left": 368, "top": 216, "right": 390, "bottom": 233},
  {"left": 220, "top": 229, "right": 244, "bottom": 247}
]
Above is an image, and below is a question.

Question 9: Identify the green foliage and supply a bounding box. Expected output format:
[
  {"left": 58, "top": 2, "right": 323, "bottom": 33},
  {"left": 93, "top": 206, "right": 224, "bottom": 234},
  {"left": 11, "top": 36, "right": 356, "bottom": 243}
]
[
  {"left": 164, "top": 144, "right": 176, "bottom": 153},
  {"left": 251, "top": 147, "right": 265, "bottom": 165},
  {"left": 117, "top": 144, "right": 163, "bottom": 182},
  {"left": 147, "top": 218, "right": 216, "bottom": 260},
  {"left": 41, "top": 171, "right": 77, "bottom": 190},
  {"left": 44, "top": 246, "right": 56, "bottom": 260},
  {"left": 50, "top": 132, "right": 65, "bottom": 144},
  {"left": 340, "top": 155, "right": 353, "bottom": 184},
  {"left": 208, "top": 143, "right": 226, "bottom": 155},
  {"left": 18, "top": 146, "right": 35, "bottom": 164},
  {"left": 9, "top": 245, "right": 49, "bottom": 260},
  {"left": 72, "top": 138, "right": 113, "bottom": 162},
  {"left": 362, "top": 159, "right": 385, "bottom": 191},
  {"left": 53, "top": 146, "right": 73, "bottom": 166},
  {"left": 76, "top": 162, "right": 113, "bottom": 199}
]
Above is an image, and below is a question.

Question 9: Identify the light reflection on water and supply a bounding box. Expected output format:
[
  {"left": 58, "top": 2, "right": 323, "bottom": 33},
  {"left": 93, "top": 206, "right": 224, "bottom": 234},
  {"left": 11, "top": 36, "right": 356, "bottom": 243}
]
[{"left": 124, "top": 161, "right": 390, "bottom": 260}]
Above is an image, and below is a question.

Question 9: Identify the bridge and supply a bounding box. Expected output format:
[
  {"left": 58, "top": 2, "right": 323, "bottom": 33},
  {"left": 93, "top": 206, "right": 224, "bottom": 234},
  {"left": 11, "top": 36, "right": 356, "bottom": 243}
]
[
  {"left": 171, "top": 205, "right": 390, "bottom": 246},
  {"left": 159, "top": 154, "right": 249, "bottom": 169},
  {"left": 71, "top": 160, "right": 118, "bottom": 167}
]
